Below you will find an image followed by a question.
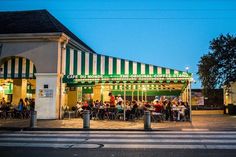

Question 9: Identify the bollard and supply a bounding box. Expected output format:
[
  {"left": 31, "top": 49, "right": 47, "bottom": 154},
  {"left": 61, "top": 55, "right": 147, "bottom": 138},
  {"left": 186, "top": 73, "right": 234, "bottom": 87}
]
[
  {"left": 30, "top": 111, "right": 37, "bottom": 128},
  {"left": 83, "top": 110, "right": 90, "bottom": 129},
  {"left": 144, "top": 111, "right": 151, "bottom": 130}
]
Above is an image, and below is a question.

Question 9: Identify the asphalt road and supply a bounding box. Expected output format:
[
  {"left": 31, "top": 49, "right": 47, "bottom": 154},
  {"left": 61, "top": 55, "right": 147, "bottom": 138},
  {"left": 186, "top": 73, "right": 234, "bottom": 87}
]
[
  {"left": 1, "top": 130, "right": 236, "bottom": 157},
  {"left": 1, "top": 147, "right": 236, "bottom": 157}
]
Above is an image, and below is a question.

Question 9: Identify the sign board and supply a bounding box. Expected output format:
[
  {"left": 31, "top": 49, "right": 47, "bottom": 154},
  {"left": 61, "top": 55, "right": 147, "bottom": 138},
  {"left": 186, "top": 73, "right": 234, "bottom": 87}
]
[{"left": 38, "top": 89, "right": 53, "bottom": 98}]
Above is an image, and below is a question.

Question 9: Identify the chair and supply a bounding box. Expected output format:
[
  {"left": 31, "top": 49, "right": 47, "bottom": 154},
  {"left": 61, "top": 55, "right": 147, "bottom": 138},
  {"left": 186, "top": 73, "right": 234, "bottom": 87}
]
[{"left": 151, "top": 111, "right": 164, "bottom": 122}]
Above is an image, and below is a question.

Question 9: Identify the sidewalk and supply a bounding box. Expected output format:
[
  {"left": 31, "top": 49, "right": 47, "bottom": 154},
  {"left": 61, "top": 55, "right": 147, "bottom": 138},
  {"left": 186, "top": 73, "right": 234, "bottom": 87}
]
[{"left": 0, "top": 110, "right": 235, "bottom": 131}]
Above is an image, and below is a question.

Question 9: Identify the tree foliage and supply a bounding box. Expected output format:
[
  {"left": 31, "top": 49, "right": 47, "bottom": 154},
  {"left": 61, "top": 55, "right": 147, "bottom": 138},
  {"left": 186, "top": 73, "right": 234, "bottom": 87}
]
[{"left": 198, "top": 34, "right": 236, "bottom": 89}]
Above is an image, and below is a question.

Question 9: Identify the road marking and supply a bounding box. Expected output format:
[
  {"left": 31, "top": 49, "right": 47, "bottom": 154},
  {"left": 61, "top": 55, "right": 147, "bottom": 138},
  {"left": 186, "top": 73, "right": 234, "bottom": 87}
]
[
  {"left": 1, "top": 134, "right": 236, "bottom": 138},
  {"left": 182, "top": 129, "right": 209, "bottom": 131},
  {"left": 103, "top": 144, "right": 236, "bottom": 149},
  {"left": 0, "top": 143, "right": 100, "bottom": 149}
]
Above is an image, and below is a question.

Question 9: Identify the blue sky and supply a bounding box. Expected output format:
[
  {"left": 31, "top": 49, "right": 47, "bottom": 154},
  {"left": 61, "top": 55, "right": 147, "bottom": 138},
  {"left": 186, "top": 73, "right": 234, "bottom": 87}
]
[{"left": 1, "top": 0, "right": 236, "bottom": 88}]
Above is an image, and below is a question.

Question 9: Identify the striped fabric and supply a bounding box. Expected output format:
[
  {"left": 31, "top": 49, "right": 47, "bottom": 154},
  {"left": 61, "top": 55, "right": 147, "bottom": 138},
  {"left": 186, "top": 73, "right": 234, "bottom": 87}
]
[
  {"left": 0, "top": 57, "right": 36, "bottom": 79},
  {"left": 64, "top": 47, "right": 189, "bottom": 78}
]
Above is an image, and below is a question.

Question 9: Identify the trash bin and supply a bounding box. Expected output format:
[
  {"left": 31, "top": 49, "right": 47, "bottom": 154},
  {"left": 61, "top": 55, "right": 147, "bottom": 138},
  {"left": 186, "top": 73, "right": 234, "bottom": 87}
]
[{"left": 30, "top": 111, "right": 37, "bottom": 128}]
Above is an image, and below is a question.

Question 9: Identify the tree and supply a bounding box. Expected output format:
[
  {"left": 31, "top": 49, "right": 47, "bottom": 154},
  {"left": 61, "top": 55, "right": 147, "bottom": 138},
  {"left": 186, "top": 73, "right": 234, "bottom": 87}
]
[{"left": 198, "top": 34, "right": 236, "bottom": 89}]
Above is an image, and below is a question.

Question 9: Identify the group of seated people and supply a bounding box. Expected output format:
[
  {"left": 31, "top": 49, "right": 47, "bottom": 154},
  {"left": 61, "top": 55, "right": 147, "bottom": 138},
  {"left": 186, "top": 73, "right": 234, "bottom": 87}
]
[
  {"left": 63, "top": 93, "right": 190, "bottom": 122},
  {"left": 0, "top": 97, "right": 35, "bottom": 119}
]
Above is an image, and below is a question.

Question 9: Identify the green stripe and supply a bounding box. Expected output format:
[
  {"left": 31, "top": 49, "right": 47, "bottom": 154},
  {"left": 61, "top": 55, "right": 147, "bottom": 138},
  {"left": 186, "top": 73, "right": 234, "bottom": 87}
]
[
  {"left": 162, "top": 68, "right": 166, "bottom": 75},
  {"left": 11, "top": 58, "right": 15, "bottom": 79},
  {"left": 145, "top": 64, "right": 149, "bottom": 74},
  {"left": 81, "top": 51, "right": 85, "bottom": 75},
  {"left": 129, "top": 61, "right": 133, "bottom": 75},
  {"left": 97, "top": 54, "right": 101, "bottom": 75},
  {"left": 121, "top": 59, "right": 125, "bottom": 75},
  {"left": 153, "top": 66, "right": 157, "bottom": 74},
  {"left": 65, "top": 47, "right": 70, "bottom": 75},
  {"left": 113, "top": 58, "right": 117, "bottom": 75},
  {"left": 137, "top": 63, "right": 141, "bottom": 74},
  {"left": 73, "top": 50, "right": 78, "bottom": 75},
  {"left": 170, "top": 69, "right": 174, "bottom": 75},
  {"left": 179, "top": 71, "right": 183, "bottom": 75},
  {"left": 105, "top": 56, "right": 109, "bottom": 75},
  {"left": 18, "top": 58, "right": 23, "bottom": 78},
  {"left": 89, "top": 53, "right": 93, "bottom": 75},
  {"left": 3, "top": 62, "right": 8, "bottom": 79},
  {"left": 25, "top": 59, "right": 30, "bottom": 78}
]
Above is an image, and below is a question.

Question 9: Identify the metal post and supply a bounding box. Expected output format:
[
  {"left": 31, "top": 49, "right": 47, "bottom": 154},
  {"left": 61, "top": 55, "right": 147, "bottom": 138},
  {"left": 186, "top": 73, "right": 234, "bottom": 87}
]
[
  {"left": 144, "top": 111, "right": 151, "bottom": 130},
  {"left": 30, "top": 111, "right": 37, "bottom": 128},
  {"left": 83, "top": 110, "right": 90, "bottom": 129},
  {"left": 189, "top": 81, "right": 192, "bottom": 122},
  {"left": 137, "top": 84, "right": 139, "bottom": 102},
  {"left": 123, "top": 82, "right": 126, "bottom": 121}
]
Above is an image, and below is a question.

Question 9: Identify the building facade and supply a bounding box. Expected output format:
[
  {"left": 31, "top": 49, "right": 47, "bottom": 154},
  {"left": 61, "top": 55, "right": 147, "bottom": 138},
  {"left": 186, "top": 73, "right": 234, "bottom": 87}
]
[{"left": 0, "top": 10, "right": 193, "bottom": 119}]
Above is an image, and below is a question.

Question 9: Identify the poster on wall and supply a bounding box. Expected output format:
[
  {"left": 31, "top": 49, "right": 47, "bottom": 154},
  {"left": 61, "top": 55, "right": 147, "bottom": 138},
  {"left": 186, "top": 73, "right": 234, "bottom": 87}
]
[
  {"left": 191, "top": 91, "right": 204, "bottom": 106},
  {"left": 38, "top": 89, "right": 53, "bottom": 98}
]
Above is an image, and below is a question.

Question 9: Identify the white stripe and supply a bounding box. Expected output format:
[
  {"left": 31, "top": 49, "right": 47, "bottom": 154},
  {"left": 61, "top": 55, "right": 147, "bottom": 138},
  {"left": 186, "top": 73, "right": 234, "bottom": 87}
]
[
  {"left": 104, "top": 144, "right": 236, "bottom": 149},
  {"left": 125, "top": 60, "right": 129, "bottom": 74},
  {"left": 22, "top": 58, "right": 26, "bottom": 76},
  {"left": 77, "top": 51, "right": 81, "bottom": 75},
  {"left": 109, "top": 57, "right": 113, "bottom": 75},
  {"left": 5, "top": 131, "right": 236, "bottom": 134},
  {"left": 29, "top": 61, "right": 34, "bottom": 77},
  {"left": 69, "top": 49, "right": 74, "bottom": 75},
  {"left": 166, "top": 68, "right": 170, "bottom": 74},
  {"left": 0, "top": 143, "right": 100, "bottom": 149},
  {"left": 117, "top": 59, "right": 121, "bottom": 74},
  {"left": 149, "top": 65, "right": 153, "bottom": 74},
  {"left": 158, "top": 67, "right": 162, "bottom": 74},
  {"left": 87, "top": 139, "right": 236, "bottom": 143},
  {"left": 174, "top": 70, "right": 179, "bottom": 74},
  {"left": 85, "top": 52, "right": 89, "bottom": 75},
  {"left": 14, "top": 58, "right": 19, "bottom": 75},
  {"left": 7, "top": 59, "right": 11, "bottom": 75},
  {"left": 101, "top": 56, "right": 105, "bottom": 75},
  {"left": 133, "top": 62, "right": 137, "bottom": 75},
  {"left": 141, "top": 64, "right": 145, "bottom": 74},
  {"left": 2, "top": 134, "right": 235, "bottom": 138},
  {"left": 93, "top": 54, "right": 97, "bottom": 75}
]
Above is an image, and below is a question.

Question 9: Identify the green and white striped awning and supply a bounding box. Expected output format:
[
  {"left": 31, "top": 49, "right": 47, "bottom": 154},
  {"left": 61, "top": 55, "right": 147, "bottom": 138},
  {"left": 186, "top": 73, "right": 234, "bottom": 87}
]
[
  {"left": 63, "top": 47, "right": 191, "bottom": 83},
  {"left": 0, "top": 57, "right": 36, "bottom": 79}
]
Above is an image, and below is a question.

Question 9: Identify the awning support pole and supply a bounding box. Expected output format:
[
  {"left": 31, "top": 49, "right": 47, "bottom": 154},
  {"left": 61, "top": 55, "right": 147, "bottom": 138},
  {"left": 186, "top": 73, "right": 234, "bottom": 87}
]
[
  {"left": 123, "top": 82, "right": 126, "bottom": 121},
  {"left": 189, "top": 80, "right": 192, "bottom": 122}
]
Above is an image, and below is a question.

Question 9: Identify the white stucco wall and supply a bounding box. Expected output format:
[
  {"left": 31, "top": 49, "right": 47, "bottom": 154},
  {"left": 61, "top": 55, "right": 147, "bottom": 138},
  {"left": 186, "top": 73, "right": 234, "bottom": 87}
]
[{"left": 35, "top": 73, "right": 60, "bottom": 119}]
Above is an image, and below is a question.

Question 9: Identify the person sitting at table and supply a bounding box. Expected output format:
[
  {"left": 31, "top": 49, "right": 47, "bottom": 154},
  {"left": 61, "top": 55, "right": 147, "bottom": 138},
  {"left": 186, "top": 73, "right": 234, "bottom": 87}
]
[
  {"left": 178, "top": 102, "right": 186, "bottom": 121},
  {"left": 116, "top": 101, "right": 123, "bottom": 113},
  {"left": 125, "top": 102, "right": 132, "bottom": 120},
  {"left": 82, "top": 100, "right": 89, "bottom": 110},
  {"left": 17, "top": 98, "right": 24, "bottom": 112},
  {"left": 153, "top": 100, "right": 163, "bottom": 113}
]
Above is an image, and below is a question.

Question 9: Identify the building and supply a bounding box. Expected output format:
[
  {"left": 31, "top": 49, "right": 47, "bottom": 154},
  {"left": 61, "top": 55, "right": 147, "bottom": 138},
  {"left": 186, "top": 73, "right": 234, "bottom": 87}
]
[
  {"left": 224, "top": 81, "right": 236, "bottom": 114},
  {"left": 0, "top": 10, "right": 193, "bottom": 119}
]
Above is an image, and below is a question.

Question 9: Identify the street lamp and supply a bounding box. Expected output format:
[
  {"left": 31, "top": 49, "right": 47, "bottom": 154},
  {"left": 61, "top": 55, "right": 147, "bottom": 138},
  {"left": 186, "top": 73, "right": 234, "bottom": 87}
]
[{"left": 185, "top": 66, "right": 189, "bottom": 73}]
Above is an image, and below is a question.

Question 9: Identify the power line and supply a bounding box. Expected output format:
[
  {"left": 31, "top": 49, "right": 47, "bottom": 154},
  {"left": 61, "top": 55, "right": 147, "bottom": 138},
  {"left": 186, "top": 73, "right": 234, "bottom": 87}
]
[{"left": 59, "top": 17, "right": 236, "bottom": 20}]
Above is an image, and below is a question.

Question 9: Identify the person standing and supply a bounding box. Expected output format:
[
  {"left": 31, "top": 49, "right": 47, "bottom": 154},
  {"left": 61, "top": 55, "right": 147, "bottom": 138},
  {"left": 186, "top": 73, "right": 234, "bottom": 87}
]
[{"left": 109, "top": 92, "right": 115, "bottom": 107}]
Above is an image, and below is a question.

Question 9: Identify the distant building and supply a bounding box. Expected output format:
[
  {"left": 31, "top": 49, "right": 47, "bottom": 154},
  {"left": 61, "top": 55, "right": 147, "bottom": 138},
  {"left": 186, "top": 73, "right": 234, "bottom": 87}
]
[
  {"left": 224, "top": 81, "right": 236, "bottom": 113},
  {"left": 191, "top": 89, "right": 223, "bottom": 109}
]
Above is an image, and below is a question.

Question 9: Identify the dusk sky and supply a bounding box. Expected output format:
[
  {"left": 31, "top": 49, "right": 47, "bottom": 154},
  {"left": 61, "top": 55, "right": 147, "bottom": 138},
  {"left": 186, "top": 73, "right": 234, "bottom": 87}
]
[{"left": 1, "top": 0, "right": 236, "bottom": 88}]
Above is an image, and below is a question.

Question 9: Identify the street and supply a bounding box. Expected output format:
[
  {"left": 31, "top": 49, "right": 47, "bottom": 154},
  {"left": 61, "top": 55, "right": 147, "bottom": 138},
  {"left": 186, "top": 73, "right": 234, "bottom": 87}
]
[{"left": 0, "top": 130, "right": 236, "bottom": 157}]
